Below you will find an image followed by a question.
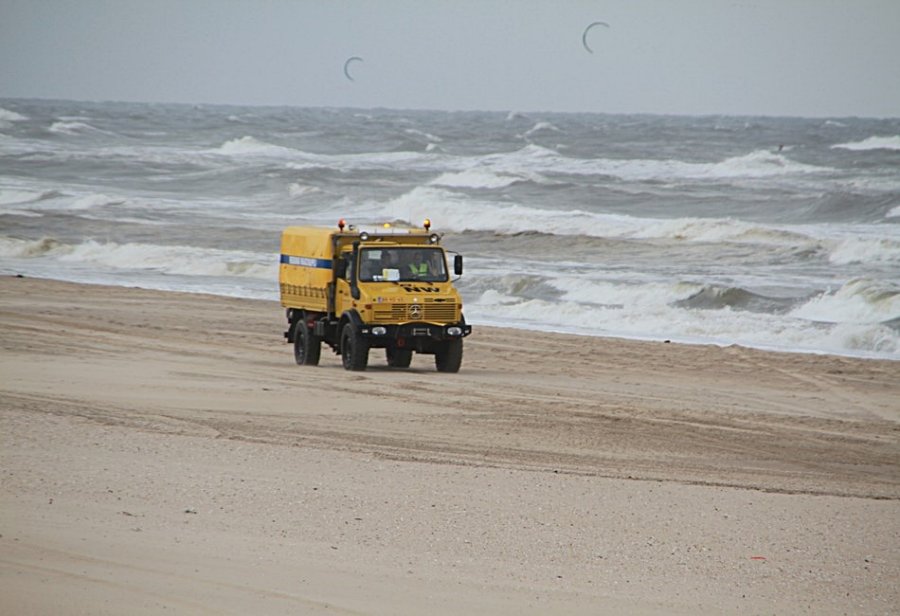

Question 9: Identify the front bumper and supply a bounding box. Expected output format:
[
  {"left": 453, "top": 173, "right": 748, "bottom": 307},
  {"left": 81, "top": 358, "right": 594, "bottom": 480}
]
[{"left": 358, "top": 322, "right": 471, "bottom": 342}]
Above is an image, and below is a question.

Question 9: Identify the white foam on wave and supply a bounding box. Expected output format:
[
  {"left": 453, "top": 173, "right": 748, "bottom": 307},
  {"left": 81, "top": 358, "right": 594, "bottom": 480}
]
[
  {"left": 216, "top": 136, "right": 306, "bottom": 158},
  {"left": 68, "top": 240, "right": 277, "bottom": 279},
  {"left": 472, "top": 145, "right": 830, "bottom": 181},
  {"left": 67, "top": 194, "right": 127, "bottom": 210},
  {"left": 405, "top": 128, "right": 443, "bottom": 143},
  {"left": 276, "top": 144, "right": 438, "bottom": 172},
  {"left": 0, "top": 107, "right": 28, "bottom": 122},
  {"left": 832, "top": 136, "right": 900, "bottom": 151},
  {"left": 216, "top": 136, "right": 434, "bottom": 169},
  {"left": 631, "top": 217, "right": 816, "bottom": 245},
  {"left": 0, "top": 107, "right": 28, "bottom": 130},
  {"left": 288, "top": 183, "right": 322, "bottom": 198},
  {"left": 377, "top": 186, "right": 823, "bottom": 247},
  {"left": 430, "top": 169, "right": 526, "bottom": 189},
  {"left": 523, "top": 121, "right": 560, "bottom": 137},
  {"left": 820, "top": 322, "right": 899, "bottom": 356},
  {"left": 0, "top": 188, "right": 131, "bottom": 214},
  {"left": 829, "top": 236, "right": 900, "bottom": 265},
  {"left": 48, "top": 121, "right": 108, "bottom": 136},
  {"left": 211, "top": 138, "right": 827, "bottom": 186},
  {"left": 379, "top": 187, "right": 621, "bottom": 236},
  {"left": 703, "top": 150, "right": 825, "bottom": 178},
  {"left": 0, "top": 237, "right": 277, "bottom": 280},
  {"left": 0, "top": 237, "right": 67, "bottom": 258},
  {"left": 550, "top": 276, "right": 702, "bottom": 307},
  {"left": 790, "top": 278, "right": 900, "bottom": 325},
  {"left": 467, "top": 278, "right": 899, "bottom": 358},
  {"left": 0, "top": 188, "right": 59, "bottom": 206}
]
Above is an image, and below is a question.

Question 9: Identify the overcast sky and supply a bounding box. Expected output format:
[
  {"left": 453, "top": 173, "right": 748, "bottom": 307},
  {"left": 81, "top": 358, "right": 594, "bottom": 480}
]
[{"left": 1, "top": 0, "right": 898, "bottom": 117}]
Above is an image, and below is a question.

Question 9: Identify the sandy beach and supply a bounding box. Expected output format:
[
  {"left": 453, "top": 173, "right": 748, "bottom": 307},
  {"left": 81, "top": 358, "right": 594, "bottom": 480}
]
[{"left": 1, "top": 275, "right": 898, "bottom": 615}]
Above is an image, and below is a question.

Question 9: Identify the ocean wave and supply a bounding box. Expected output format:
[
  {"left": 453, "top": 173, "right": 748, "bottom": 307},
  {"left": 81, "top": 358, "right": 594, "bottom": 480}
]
[
  {"left": 215, "top": 136, "right": 428, "bottom": 166},
  {"left": 0, "top": 107, "right": 28, "bottom": 122},
  {"left": 467, "top": 281, "right": 899, "bottom": 358},
  {"left": 704, "top": 150, "right": 827, "bottom": 178},
  {"left": 673, "top": 284, "right": 798, "bottom": 314},
  {"left": 377, "top": 187, "right": 821, "bottom": 246},
  {"left": 215, "top": 136, "right": 308, "bottom": 157},
  {"left": 429, "top": 169, "right": 531, "bottom": 189},
  {"left": 790, "top": 278, "right": 900, "bottom": 325},
  {"left": 472, "top": 145, "right": 831, "bottom": 182},
  {"left": 211, "top": 137, "right": 830, "bottom": 186},
  {"left": 47, "top": 121, "right": 109, "bottom": 136},
  {"left": 831, "top": 136, "right": 900, "bottom": 151},
  {"left": 522, "top": 121, "right": 560, "bottom": 137},
  {"left": 821, "top": 323, "right": 899, "bottom": 355},
  {"left": 287, "top": 183, "right": 322, "bottom": 198},
  {"left": 0, "top": 237, "right": 277, "bottom": 280},
  {"left": 0, "top": 107, "right": 28, "bottom": 130},
  {"left": 67, "top": 194, "right": 127, "bottom": 209},
  {"left": 404, "top": 128, "right": 443, "bottom": 143},
  {"left": 0, "top": 188, "right": 61, "bottom": 206},
  {"left": 379, "top": 187, "right": 614, "bottom": 235},
  {"left": 461, "top": 273, "right": 563, "bottom": 303},
  {"left": 506, "top": 111, "right": 530, "bottom": 122},
  {"left": 0, "top": 237, "right": 68, "bottom": 258},
  {"left": 828, "top": 236, "right": 900, "bottom": 265},
  {"left": 0, "top": 189, "right": 129, "bottom": 214},
  {"left": 549, "top": 277, "right": 700, "bottom": 308},
  {"left": 629, "top": 217, "right": 815, "bottom": 245}
]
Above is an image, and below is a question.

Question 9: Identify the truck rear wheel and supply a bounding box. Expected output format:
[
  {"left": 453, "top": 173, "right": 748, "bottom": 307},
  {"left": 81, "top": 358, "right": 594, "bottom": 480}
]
[
  {"left": 386, "top": 347, "right": 412, "bottom": 368},
  {"left": 341, "top": 323, "right": 369, "bottom": 371},
  {"left": 293, "top": 316, "right": 321, "bottom": 366},
  {"left": 435, "top": 339, "right": 463, "bottom": 373}
]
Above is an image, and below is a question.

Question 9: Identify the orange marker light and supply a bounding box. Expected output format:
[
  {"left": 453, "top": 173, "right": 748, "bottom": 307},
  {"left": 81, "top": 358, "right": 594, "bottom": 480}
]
[{"left": 338, "top": 218, "right": 346, "bottom": 231}]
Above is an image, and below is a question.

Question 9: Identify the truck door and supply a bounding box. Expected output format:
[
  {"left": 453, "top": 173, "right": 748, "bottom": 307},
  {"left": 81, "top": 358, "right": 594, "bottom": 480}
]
[{"left": 334, "top": 250, "right": 353, "bottom": 315}]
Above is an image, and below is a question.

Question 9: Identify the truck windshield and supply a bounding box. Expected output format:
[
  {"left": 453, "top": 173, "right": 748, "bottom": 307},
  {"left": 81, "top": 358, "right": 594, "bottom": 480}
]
[{"left": 358, "top": 247, "right": 448, "bottom": 283}]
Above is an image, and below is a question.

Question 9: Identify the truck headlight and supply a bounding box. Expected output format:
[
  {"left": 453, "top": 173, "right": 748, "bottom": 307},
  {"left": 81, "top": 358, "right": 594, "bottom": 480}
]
[
  {"left": 447, "top": 326, "right": 462, "bottom": 336},
  {"left": 372, "top": 326, "right": 387, "bottom": 335}
]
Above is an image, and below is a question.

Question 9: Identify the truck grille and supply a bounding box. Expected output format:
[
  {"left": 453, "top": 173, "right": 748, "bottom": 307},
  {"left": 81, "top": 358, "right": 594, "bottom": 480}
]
[{"left": 373, "top": 301, "right": 458, "bottom": 323}]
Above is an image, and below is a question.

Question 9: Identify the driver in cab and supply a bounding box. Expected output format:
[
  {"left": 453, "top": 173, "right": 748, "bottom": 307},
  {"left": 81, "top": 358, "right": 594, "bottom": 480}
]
[{"left": 408, "top": 250, "right": 430, "bottom": 278}]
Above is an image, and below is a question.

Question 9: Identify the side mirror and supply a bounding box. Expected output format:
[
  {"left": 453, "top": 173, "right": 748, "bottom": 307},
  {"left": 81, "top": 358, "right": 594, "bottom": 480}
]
[{"left": 454, "top": 254, "right": 463, "bottom": 276}]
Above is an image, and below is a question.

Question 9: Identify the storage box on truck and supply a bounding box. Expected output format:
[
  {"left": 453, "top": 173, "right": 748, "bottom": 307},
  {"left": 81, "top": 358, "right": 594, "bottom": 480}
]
[{"left": 280, "top": 219, "right": 471, "bottom": 372}]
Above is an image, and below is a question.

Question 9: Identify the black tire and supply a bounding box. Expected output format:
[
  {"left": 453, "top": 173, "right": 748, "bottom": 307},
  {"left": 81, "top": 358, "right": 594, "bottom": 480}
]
[
  {"left": 386, "top": 347, "right": 413, "bottom": 368},
  {"left": 341, "top": 323, "right": 369, "bottom": 371},
  {"left": 293, "top": 315, "right": 321, "bottom": 366},
  {"left": 435, "top": 338, "right": 463, "bottom": 373}
]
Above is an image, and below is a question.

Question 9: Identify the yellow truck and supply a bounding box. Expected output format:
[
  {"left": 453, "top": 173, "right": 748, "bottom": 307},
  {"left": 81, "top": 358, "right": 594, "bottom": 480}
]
[{"left": 279, "top": 219, "right": 471, "bottom": 372}]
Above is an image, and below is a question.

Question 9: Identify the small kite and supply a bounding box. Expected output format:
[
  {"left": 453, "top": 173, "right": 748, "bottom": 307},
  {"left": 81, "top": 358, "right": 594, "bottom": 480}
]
[
  {"left": 343, "top": 56, "right": 363, "bottom": 81},
  {"left": 582, "top": 21, "right": 610, "bottom": 54}
]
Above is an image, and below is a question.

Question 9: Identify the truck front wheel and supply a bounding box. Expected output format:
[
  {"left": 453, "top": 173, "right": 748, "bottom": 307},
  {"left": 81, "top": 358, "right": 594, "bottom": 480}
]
[
  {"left": 341, "top": 323, "right": 369, "bottom": 371},
  {"left": 293, "top": 316, "right": 321, "bottom": 366},
  {"left": 435, "top": 339, "right": 463, "bottom": 373}
]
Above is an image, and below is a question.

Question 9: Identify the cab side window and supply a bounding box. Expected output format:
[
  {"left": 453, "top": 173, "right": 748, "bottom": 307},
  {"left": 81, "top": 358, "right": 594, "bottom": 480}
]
[{"left": 344, "top": 256, "right": 354, "bottom": 281}]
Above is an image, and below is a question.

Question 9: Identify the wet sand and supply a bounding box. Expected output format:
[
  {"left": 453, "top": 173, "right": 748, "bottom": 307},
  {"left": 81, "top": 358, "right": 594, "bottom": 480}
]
[{"left": 1, "top": 276, "right": 898, "bottom": 615}]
